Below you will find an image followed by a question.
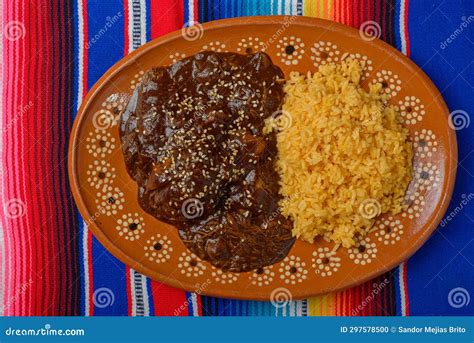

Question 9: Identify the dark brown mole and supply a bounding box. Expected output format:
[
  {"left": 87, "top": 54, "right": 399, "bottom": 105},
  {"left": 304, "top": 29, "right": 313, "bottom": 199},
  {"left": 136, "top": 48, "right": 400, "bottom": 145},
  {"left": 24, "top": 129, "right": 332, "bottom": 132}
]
[{"left": 119, "top": 51, "right": 295, "bottom": 272}]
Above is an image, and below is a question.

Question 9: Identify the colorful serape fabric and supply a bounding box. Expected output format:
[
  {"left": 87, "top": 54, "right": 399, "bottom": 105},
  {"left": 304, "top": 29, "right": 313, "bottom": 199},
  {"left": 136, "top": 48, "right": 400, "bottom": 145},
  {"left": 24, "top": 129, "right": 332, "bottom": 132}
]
[{"left": 0, "top": 0, "right": 472, "bottom": 316}]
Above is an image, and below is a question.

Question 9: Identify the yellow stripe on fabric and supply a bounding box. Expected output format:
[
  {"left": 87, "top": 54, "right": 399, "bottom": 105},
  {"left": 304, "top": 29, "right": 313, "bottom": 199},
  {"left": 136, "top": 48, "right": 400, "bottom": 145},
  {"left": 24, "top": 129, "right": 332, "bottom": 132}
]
[
  {"left": 326, "top": 0, "right": 333, "bottom": 20},
  {"left": 308, "top": 293, "right": 336, "bottom": 316},
  {"left": 303, "top": 0, "right": 333, "bottom": 19},
  {"left": 303, "top": 0, "right": 315, "bottom": 17}
]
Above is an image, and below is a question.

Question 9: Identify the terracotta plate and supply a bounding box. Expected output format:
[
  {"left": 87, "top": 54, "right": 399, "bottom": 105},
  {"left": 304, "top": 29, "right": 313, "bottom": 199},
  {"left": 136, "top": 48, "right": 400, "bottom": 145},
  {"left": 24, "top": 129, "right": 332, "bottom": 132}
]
[{"left": 68, "top": 16, "right": 457, "bottom": 300}]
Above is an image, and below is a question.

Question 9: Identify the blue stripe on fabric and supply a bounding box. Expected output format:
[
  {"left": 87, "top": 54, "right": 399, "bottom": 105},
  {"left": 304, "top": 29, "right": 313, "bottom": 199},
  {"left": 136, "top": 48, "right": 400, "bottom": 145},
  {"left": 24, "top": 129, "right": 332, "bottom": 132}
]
[
  {"left": 404, "top": 0, "right": 474, "bottom": 316},
  {"left": 86, "top": 0, "right": 125, "bottom": 88},
  {"left": 186, "top": 292, "right": 194, "bottom": 316},
  {"left": 393, "top": 265, "right": 403, "bottom": 316},
  {"left": 184, "top": 0, "right": 190, "bottom": 24},
  {"left": 91, "top": 236, "right": 129, "bottom": 316},
  {"left": 146, "top": 278, "right": 155, "bottom": 316},
  {"left": 146, "top": 0, "right": 152, "bottom": 42}
]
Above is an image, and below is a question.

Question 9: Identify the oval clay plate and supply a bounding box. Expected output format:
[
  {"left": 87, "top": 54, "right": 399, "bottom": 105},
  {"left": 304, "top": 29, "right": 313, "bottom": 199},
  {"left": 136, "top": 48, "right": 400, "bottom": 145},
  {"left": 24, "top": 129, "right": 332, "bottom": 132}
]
[{"left": 68, "top": 16, "right": 457, "bottom": 300}]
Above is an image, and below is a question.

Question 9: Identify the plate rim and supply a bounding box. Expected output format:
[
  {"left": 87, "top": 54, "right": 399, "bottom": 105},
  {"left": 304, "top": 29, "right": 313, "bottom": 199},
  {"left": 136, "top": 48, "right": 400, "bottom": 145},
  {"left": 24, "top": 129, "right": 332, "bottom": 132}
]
[{"left": 68, "top": 15, "right": 458, "bottom": 300}]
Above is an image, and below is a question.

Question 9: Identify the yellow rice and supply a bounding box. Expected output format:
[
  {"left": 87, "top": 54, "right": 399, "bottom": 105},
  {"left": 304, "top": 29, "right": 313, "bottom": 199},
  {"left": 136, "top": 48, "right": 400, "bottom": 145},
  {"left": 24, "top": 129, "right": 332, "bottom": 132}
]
[{"left": 265, "top": 59, "right": 413, "bottom": 248}]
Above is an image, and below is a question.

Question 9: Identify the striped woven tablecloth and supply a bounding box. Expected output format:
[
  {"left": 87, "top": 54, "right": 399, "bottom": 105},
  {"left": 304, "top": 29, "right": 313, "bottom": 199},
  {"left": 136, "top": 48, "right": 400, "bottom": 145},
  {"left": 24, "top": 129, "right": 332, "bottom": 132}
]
[{"left": 1, "top": 0, "right": 473, "bottom": 316}]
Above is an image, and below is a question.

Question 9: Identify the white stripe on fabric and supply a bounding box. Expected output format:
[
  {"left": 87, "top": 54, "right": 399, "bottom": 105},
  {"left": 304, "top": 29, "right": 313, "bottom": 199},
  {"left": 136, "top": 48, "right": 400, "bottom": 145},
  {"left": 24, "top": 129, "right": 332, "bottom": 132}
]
[
  {"left": 130, "top": 269, "right": 137, "bottom": 316},
  {"left": 399, "top": 262, "right": 407, "bottom": 316},
  {"left": 82, "top": 224, "right": 90, "bottom": 316},
  {"left": 127, "top": 0, "right": 134, "bottom": 52},
  {"left": 284, "top": 0, "right": 291, "bottom": 15},
  {"left": 190, "top": 293, "right": 199, "bottom": 316},
  {"left": 399, "top": 0, "right": 407, "bottom": 55},
  {"left": 130, "top": 269, "right": 149, "bottom": 316},
  {"left": 296, "top": 300, "right": 304, "bottom": 316},
  {"left": 289, "top": 301, "right": 296, "bottom": 316},
  {"left": 291, "top": 0, "right": 298, "bottom": 15},
  {"left": 139, "top": 0, "right": 147, "bottom": 46},
  {"left": 140, "top": 272, "right": 150, "bottom": 316},
  {"left": 188, "top": 0, "right": 195, "bottom": 26}
]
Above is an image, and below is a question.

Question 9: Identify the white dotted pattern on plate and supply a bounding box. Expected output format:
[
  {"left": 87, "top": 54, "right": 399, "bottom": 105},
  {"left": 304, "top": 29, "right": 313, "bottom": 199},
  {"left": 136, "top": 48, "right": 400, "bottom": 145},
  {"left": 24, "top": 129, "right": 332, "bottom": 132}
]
[
  {"left": 311, "top": 247, "right": 341, "bottom": 277},
  {"left": 237, "top": 37, "right": 266, "bottom": 53},
  {"left": 348, "top": 238, "right": 377, "bottom": 265},
  {"left": 372, "top": 70, "right": 402, "bottom": 97},
  {"left": 202, "top": 41, "right": 227, "bottom": 52},
  {"left": 310, "top": 40, "right": 340, "bottom": 66},
  {"left": 95, "top": 185, "right": 124, "bottom": 216},
  {"left": 374, "top": 217, "right": 404, "bottom": 245},
  {"left": 276, "top": 36, "right": 305, "bottom": 66},
  {"left": 85, "top": 129, "right": 116, "bottom": 158},
  {"left": 86, "top": 160, "right": 116, "bottom": 189},
  {"left": 399, "top": 96, "right": 426, "bottom": 124},
  {"left": 278, "top": 255, "right": 308, "bottom": 285},
  {"left": 250, "top": 266, "right": 275, "bottom": 286},
  {"left": 116, "top": 212, "right": 145, "bottom": 241},
  {"left": 413, "top": 129, "right": 438, "bottom": 159},
  {"left": 144, "top": 234, "right": 173, "bottom": 263},
  {"left": 178, "top": 252, "right": 207, "bottom": 278},
  {"left": 211, "top": 268, "right": 239, "bottom": 284}
]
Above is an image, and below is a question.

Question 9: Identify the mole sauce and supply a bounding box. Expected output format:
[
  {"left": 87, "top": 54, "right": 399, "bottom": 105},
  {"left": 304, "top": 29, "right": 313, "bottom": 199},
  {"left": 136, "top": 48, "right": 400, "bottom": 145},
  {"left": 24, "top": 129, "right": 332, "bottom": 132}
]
[{"left": 119, "top": 51, "right": 295, "bottom": 272}]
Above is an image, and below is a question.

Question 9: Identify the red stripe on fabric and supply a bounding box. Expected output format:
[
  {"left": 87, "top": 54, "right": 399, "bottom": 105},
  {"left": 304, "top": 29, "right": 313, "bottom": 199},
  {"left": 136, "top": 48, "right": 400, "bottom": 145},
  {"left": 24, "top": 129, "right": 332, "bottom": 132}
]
[
  {"left": 352, "top": 0, "right": 359, "bottom": 28},
  {"left": 58, "top": 0, "right": 71, "bottom": 309},
  {"left": 150, "top": 0, "right": 184, "bottom": 39},
  {"left": 151, "top": 281, "right": 187, "bottom": 316},
  {"left": 404, "top": 0, "right": 410, "bottom": 56},
  {"left": 20, "top": 0, "right": 33, "bottom": 316},
  {"left": 403, "top": 263, "right": 410, "bottom": 315},
  {"left": 361, "top": 283, "right": 367, "bottom": 315},
  {"left": 52, "top": 0, "right": 65, "bottom": 316},
  {"left": 30, "top": 1, "right": 43, "bottom": 316},
  {"left": 349, "top": 287, "right": 354, "bottom": 316},
  {"left": 123, "top": 0, "right": 129, "bottom": 54},
  {"left": 125, "top": 267, "right": 133, "bottom": 316},
  {"left": 14, "top": 0, "right": 25, "bottom": 316},
  {"left": 339, "top": 290, "right": 344, "bottom": 315},
  {"left": 37, "top": 0, "right": 54, "bottom": 315},
  {"left": 368, "top": 0, "right": 374, "bottom": 21},
  {"left": 193, "top": 0, "right": 198, "bottom": 23}
]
